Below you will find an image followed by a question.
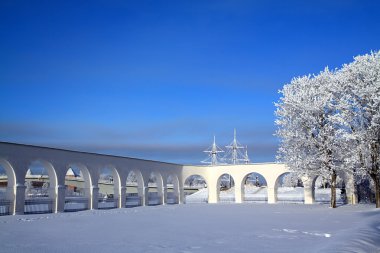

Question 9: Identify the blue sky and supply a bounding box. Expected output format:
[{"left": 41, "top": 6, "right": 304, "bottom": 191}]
[{"left": 1, "top": 0, "right": 379, "bottom": 164}]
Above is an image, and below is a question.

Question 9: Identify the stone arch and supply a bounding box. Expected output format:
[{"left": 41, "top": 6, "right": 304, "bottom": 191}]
[
  {"left": 26, "top": 160, "right": 58, "bottom": 189},
  {"left": 147, "top": 171, "right": 164, "bottom": 205},
  {"left": 0, "top": 159, "right": 16, "bottom": 190},
  {"left": 217, "top": 173, "right": 235, "bottom": 203},
  {"left": 354, "top": 174, "right": 376, "bottom": 204},
  {"left": 184, "top": 174, "right": 208, "bottom": 204},
  {"left": 241, "top": 172, "right": 268, "bottom": 203},
  {"left": 24, "top": 159, "right": 57, "bottom": 214},
  {"left": 126, "top": 169, "right": 144, "bottom": 207},
  {"left": 274, "top": 172, "right": 304, "bottom": 203},
  {"left": 312, "top": 174, "right": 346, "bottom": 204},
  {"left": 64, "top": 163, "right": 91, "bottom": 212},
  {"left": 166, "top": 174, "right": 180, "bottom": 204},
  {"left": 112, "top": 167, "right": 122, "bottom": 208},
  {"left": 97, "top": 166, "right": 121, "bottom": 209},
  {"left": 0, "top": 159, "right": 16, "bottom": 215}
]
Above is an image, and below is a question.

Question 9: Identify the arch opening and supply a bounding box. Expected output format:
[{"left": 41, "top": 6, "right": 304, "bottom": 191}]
[
  {"left": 97, "top": 167, "right": 119, "bottom": 209},
  {"left": 24, "top": 160, "right": 56, "bottom": 214},
  {"left": 184, "top": 175, "right": 208, "bottom": 204},
  {"left": 126, "top": 170, "right": 143, "bottom": 207},
  {"left": 0, "top": 160, "right": 16, "bottom": 215},
  {"left": 356, "top": 175, "right": 376, "bottom": 204},
  {"left": 166, "top": 175, "right": 179, "bottom": 204},
  {"left": 275, "top": 172, "right": 304, "bottom": 203},
  {"left": 148, "top": 172, "right": 163, "bottom": 206},
  {"left": 0, "top": 165, "right": 7, "bottom": 198},
  {"left": 313, "top": 175, "right": 346, "bottom": 204},
  {"left": 0, "top": 164, "right": 11, "bottom": 215},
  {"left": 217, "top": 174, "right": 235, "bottom": 203},
  {"left": 64, "top": 164, "right": 91, "bottom": 212},
  {"left": 242, "top": 172, "right": 268, "bottom": 203}
]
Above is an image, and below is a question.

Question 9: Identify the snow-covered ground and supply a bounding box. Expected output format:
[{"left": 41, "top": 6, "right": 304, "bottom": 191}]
[{"left": 0, "top": 204, "right": 379, "bottom": 253}]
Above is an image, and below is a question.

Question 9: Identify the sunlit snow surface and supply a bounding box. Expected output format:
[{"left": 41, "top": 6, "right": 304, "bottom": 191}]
[{"left": 0, "top": 204, "right": 379, "bottom": 253}]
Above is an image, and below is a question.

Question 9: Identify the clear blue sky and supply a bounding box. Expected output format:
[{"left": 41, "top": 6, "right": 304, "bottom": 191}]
[{"left": 1, "top": 0, "right": 379, "bottom": 164}]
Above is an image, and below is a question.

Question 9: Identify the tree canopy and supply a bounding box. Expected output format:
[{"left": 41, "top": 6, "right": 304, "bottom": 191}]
[{"left": 276, "top": 51, "right": 380, "bottom": 208}]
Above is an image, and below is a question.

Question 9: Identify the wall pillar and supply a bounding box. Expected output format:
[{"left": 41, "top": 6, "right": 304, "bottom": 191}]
[
  {"left": 56, "top": 185, "right": 66, "bottom": 213},
  {"left": 345, "top": 174, "right": 358, "bottom": 205},
  {"left": 142, "top": 186, "right": 149, "bottom": 206},
  {"left": 303, "top": 184, "right": 315, "bottom": 204},
  {"left": 163, "top": 186, "right": 168, "bottom": 205},
  {"left": 136, "top": 186, "right": 144, "bottom": 206},
  {"left": 84, "top": 187, "right": 92, "bottom": 210},
  {"left": 91, "top": 186, "right": 99, "bottom": 209},
  {"left": 179, "top": 187, "right": 185, "bottom": 204},
  {"left": 301, "top": 176, "right": 316, "bottom": 204},
  {"left": 6, "top": 186, "right": 16, "bottom": 215},
  {"left": 267, "top": 187, "right": 277, "bottom": 204},
  {"left": 48, "top": 186, "right": 57, "bottom": 213},
  {"left": 157, "top": 186, "right": 164, "bottom": 205},
  {"left": 14, "top": 184, "right": 26, "bottom": 215},
  {"left": 207, "top": 174, "right": 219, "bottom": 204},
  {"left": 208, "top": 183, "right": 218, "bottom": 204},
  {"left": 119, "top": 186, "right": 126, "bottom": 208},
  {"left": 174, "top": 187, "right": 180, "bottom": 204},
  {"left": 234, "top": 182, "right": 243, "bottom": 203},
  {"left": 346, "top": 188, "right": 358, "bottom": 205}
]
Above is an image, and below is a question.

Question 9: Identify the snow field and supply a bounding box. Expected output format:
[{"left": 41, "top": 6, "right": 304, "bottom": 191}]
[{"left": 0, "top": 204, "right": 379, "bottom": 253}]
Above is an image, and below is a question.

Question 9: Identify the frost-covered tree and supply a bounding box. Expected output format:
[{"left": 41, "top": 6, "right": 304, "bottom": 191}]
[
  {"left": 282, "top": 173, "right": 302, "bottom": 187},
  {"left": 334, "top": 51, "right": 380, "bottom": 207},
  {"left": 276, "top": 68, "right": 350, "bottom": 208},
  {"left": 276, "top": 50, "right": 380, "bottom": 208}
]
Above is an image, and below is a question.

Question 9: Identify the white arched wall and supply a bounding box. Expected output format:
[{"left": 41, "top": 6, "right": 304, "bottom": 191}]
[
  {"left": 182, "top": 163, "right": 289, "bottom": 204},
  {"left": 0, "top": 142, "right": 184, "bottom": 215},
  {"left": 0, "top": 142, "right": 360, "bottom": 215}
]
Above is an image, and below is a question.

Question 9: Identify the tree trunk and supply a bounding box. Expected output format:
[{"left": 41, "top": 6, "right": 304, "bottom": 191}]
[
  {"left": 370, "top": 142, "right": 379, "bottom": 208},
  {"left": 370, "top": 173, "right": 380, "bottom": 208},
  {"left": 330, "top": 171, "right": 337, "bottom": 208},
  {"left": 376, "top": 180, "right": 380, "bottom": 208}
]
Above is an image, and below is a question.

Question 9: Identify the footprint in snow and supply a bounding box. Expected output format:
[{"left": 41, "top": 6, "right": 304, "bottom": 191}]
[
  {"left": 274, "top": 228, "right": 331, "bottom": 238},
  {"left": 189, "top": 246, "right": 202, "bottom": 249}
]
